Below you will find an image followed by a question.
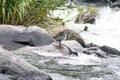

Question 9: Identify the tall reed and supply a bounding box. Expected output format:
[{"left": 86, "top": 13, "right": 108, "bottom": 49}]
[{"left": 0, "top": 0, "right": 67, "bottom": 26}]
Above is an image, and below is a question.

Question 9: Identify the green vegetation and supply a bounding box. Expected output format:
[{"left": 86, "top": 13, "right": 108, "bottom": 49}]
[
  {"left": 78, "top": 6, "right": 97, "bottom": 16},
  {"left": 84, "top": 26, "right": 88, "bottom": 31},
  {"left": 75, "top": 6, "right": 97, "bottom": 24},
  {"left": 0, "top": 0, "right": 67, "bottom": 27}
]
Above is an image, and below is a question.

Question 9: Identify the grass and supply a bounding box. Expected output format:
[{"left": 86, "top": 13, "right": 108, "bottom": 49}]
[{"left": 0, "top": 0, "right": 67, "bottom": 27}]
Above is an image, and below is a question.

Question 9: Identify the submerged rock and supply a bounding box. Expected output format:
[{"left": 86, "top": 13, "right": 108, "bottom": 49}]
[
  {"left": 0, "top": 25, "right": 55, "bottom": 50},
  {"left": 0, "top": 47, "right": 52, "bottom": 80}
]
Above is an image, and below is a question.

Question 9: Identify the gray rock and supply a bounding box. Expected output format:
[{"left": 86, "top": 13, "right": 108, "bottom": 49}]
[
  {"left": 0, "top": 74, "right": 18, "bottom": 80},
  {"left": 0, "top": 47, "right": 52, "bottom": 80},
  {"left": 14, "top": 43, "right": 71, "bottom": 56},
  {"left": 62, "top": 40, "right": 85, "bottom": 52},
  {"left": 75, "top": 11, "right": 97, "bottom": 24},
  {"left": 0, "top": 25, "right": 55, "bottom": 50},
  {"left": 100, "top": 45, "right": 120, "bottom": 56},
  {"left": 110, "top": 0, "right": 120, "bottom": 7},
  {"left": 14, "top": 40, "right": 84, "bottom": 56},
  {"left": 54, "top": 29, "right": 86, "bottom": 47},
  {"left": 82, "top": 44, "right": 120, "bottom": 58},
  {"left": 83, "top": 47, "right": 107, "bottom": 58}
]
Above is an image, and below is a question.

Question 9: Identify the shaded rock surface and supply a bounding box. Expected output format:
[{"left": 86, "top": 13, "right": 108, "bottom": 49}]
[
  {"left": 110, "top": 0, "right": 120, "bottom": 7},
  {"left": 0, "top": 47, "right": 52, "bottom": 80},
  {"left": 75, "top": 10, "right": 97, "bottom": 24},
  {"left": 84, "top": 44, "right": 120, "bottom": 58},
  {"left": 0, "top": 25, "right": 55, "bottom": 50},
  {"left": 72, "top": 0, "right": 120, "bottom": 7},
  {"left": 100, "top": 45, "right": 120, "bottom": 56},
  {"left": 54, "top": 29, "right": 86, "bottom": 47}
]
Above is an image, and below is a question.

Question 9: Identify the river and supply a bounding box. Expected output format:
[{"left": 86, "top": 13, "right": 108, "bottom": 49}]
[
  {"left": 44, "top": 2, "right": 120, "bottom": 80},
  {"left": 20, "top": 2, "right": 120, "bottom": 80}
]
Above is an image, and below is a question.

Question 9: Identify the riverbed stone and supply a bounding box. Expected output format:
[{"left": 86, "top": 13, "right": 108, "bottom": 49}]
[{"left": 0, "top": 47, "right": 52, "bottom": 80}]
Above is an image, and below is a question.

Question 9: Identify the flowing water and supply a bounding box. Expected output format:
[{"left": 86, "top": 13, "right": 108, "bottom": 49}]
[
  {"left": 18, "top": 3, "right": 120, "bottom": 80},
  {"left": 44, "top": 4, "right": 120, "bottom": 80}
]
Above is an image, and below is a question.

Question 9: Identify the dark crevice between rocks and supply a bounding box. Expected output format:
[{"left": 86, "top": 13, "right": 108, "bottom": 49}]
[{"left": 13, "top": 41, "right": 35, "bottom": 46}]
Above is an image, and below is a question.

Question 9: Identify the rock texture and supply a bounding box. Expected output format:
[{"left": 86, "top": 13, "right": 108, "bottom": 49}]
[
  {"left": 0, "top": 25, "right": 55, "bottom": 50},
  {"left": 14, "top": 41, "right": 74, "bottom": 56},
  {"left": 110, "top": 0, "right": 120, "bottom": 7},
  {"left": 54, "top": 29, "right": 86, "bottom": 47},
  {"left": 0, "top": 47, "right": 52, "bottom": 80},
  {"left": 75, "top": 10, "right": 97, "bottom": 24},
  {"left": 100, "top": 46, "right": 120, "bottom": 56}
]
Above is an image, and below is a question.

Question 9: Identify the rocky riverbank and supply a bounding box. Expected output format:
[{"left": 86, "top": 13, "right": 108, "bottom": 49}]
[{"left": 0, "top": 25, "right": 120, "bottom": 80}]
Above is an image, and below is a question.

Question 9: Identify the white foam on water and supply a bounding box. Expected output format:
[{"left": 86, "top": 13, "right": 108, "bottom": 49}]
[
  {"left": 34, "top": 50, "right": 101, "bottom": 65},
  {"left": 56, "top": 53, "right": 101, "bottom": 65},
  {"left": 66, "top": 7, "right": 120, "bottom": 50},
  {"left": 49, "top": 73, "right": 79, "bottom": 80},
  {"left": 33, "top": 51, "right": 63, "bottom": 57},
  {"left": 37, "top": 6, "right": 120, "bottom": 66}
]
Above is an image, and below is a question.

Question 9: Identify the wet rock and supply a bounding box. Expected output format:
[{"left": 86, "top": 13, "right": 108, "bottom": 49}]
[
  {"left": 100, "top": 45, "right": 120, "bottom": 56},
  {"left": 110, "top": 0, "right": 120, "bottom": 7},
  {"left": 0, "top": 47, "right": 52, "bottom": 80},
  {"left": 14, "top": 43, "right": 70, "bottom": 56},
  {"left": 14, "top": 40, "right": 84, "bottom": 56},
  {"left": 0, "top": 74, "right": 19, "bottom": 80},
  {"left": 54, "top": 29, "right": 86, "bottom": 47},
  {"left": 83, "top": 47, "right": 106, "bottom": 58},
  {"left": 75, "top": 10, "right": 97, "bottom": 24},
  {"left": 83, "top": 0, "right": 100, "bottom": 2},
  {"left": 82, "top": 44, "right": 120, "bottom": 58},
  {"left": 62, "top": 40, "right": 85, "bottom": 52},
  {"left": 72, "top": 0, "right": 116, "bottom": 3},
  {"left": 0, "top": 25, "right": 55, "bottom": 50}
]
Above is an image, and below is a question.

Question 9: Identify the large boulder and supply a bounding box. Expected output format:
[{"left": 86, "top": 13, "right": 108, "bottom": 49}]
[
  {"left": 54, "top": 29, "right": 86, "bottom": 47},
  {"left": 75, "top": 10, "right": 97, "bottom": 24},
  {"left": 0, "top": 47, "right": 52, "bottom": 80},
  {"left": 0, "top": 25, "right": 55, "bottom": 50}
]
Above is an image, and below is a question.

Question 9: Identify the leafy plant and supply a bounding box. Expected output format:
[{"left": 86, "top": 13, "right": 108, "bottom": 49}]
[
  {"left": 0, "top": 0, "right": 34, "bottom": 24},
  {"left": 0, "top": 0, "right": 67, "bottom": 26},
  {"left": 84, "top": 26, "right": 88, "bottom": 31}
]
